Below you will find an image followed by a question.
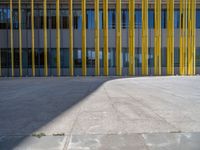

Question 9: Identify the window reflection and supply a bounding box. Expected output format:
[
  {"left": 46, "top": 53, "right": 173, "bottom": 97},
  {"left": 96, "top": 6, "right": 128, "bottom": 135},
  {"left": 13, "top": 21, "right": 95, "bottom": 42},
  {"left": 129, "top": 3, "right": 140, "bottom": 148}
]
[
  {"left": 174, "top": 10, "right": 180, "bottom": 28},
  {"left": 197, "top": 48, "right": 200, "bottom": 67},
  {"left": 196, "top": 10, "right": 200, "bottom": 28},
  {"left": 99, "top": 10, "right": 103, "bottom": 29},
  {"left": 135, "top": 10, "right": 142, "bottom": 28},
  {"left": 122, "top": 48, "right": 128, "bottom": 67},
  {"left": 86, "top": 10, "right": 94, "bottom": 29},
  {"left": 161, "top": 9, "right": 167, "bottom": 28},
  {"left": 74, "top": 49, "right": 82, "bottom": 68},
  {"left": 73, "top": 10, "right": 82, "bottom": 30},
  {"left": 60, "top": 10, "right": 69, "bottom": 29},
  {"left": 108, "top": 9, "right": 115, "bottom": 29},
  {"left": 122, "top": 9, "right": 128, "bottom": 29},
  {"left": 148, "top": 10, "right": 154, "bottom": 29},
  {"left": 0, "top": 7, "right": 198, "bottom": 30},
  {"left": 0, "top": 7, "right": 10, "bottom": 29}
]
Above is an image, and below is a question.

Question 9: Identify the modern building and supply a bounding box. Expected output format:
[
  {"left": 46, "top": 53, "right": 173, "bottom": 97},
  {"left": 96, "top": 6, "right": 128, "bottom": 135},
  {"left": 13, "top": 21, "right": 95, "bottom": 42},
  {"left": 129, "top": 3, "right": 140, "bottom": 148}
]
[{"left": 0, "top": 0, "right": 200, "bottom": 77}]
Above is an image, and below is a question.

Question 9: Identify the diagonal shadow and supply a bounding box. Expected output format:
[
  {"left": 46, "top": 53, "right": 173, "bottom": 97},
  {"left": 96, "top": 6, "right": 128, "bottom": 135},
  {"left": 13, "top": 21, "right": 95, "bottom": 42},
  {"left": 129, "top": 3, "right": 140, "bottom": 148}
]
[{"left": 0, "top": 77, "right": 118, "bottom": 150}]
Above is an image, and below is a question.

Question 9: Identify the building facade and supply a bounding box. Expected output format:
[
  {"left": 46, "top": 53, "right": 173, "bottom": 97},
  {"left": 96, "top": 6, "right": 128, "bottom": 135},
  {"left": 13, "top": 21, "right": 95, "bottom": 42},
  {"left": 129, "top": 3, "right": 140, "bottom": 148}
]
[{"left": 0, "top": 0, "right": 200, "bottom": 77}]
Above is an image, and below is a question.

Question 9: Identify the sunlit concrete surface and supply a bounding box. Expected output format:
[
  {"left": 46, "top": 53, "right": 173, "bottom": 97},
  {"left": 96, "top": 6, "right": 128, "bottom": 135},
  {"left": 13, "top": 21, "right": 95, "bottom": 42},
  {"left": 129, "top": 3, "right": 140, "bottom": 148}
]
[{"left": 0, "top": 76, "right": 200, "bottom": 150}]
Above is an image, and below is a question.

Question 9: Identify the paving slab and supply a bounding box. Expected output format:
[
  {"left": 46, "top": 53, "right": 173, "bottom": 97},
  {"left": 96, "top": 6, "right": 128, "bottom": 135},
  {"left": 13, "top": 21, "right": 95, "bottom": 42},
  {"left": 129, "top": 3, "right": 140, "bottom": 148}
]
[
  {"left": 142, "top": 133, "right": 200, "bottom": 150},
  {"left": 0, "top": 136, "right": 68, "bottom": 150},
  {"left": 67, "top": 134, "right": 147, "bottom": 150}
]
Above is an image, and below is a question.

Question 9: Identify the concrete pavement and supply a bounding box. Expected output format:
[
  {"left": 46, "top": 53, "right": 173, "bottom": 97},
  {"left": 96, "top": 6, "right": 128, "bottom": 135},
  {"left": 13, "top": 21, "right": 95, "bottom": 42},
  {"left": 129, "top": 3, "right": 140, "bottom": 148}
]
[{"left": 0, "top": 76, "right": 200, "bottom": 149}]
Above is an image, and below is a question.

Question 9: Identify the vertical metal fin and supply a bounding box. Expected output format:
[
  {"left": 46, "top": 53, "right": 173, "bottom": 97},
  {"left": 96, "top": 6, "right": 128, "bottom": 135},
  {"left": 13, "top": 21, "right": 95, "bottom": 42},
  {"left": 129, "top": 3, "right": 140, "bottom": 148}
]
[
  {"left": 142, "top": 0, "right": 148, "bottom": 75},
  {"left": 103, "top": 0, "right": 108, "bottom": 76},
  {"left": 95, "top": 0, "right": 100, "bottom": 76}
]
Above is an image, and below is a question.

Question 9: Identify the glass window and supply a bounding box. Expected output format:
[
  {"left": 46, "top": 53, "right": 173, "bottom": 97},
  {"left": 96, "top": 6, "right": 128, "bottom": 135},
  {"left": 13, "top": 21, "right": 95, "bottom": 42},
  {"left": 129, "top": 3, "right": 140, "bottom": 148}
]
[
  {"left": 35, "top": 49, "right": 40, "bottom": 68},
  {"left": 0, "top": 7, "right": 10, "bottom": 29},
  {"left": 14, "top": 49, "right": 19, "bottom": 68},
  {"left": 162, "top": 48, "right": 167, "bottom": 67},
  {"left": 86, "top": 9, "right": 94, "bottom": 29},
  {"left": 22, "top": 49, "right": 29, "bottom": 68},
  {"left": 34, "top": 9, "right": 39, "bottom": 29},
  {"left": 109, "top": 48, "right": 116, "bottom": 67},
  {"left": 51, "top": 10, "right": 56, "bottom": 29},
  {"left": 35, "top": 9, "right": 43, "bottom": 29},
  {"left": 1, "top": 49, "right": 11, "bottom": 68},
  {"left": 161, "top": 9, "right": 167, "bottom": 28},
  {"left": 122, "top": 48, "right": 128, "bottom": 67},
  {"left": 135, "top": 10, "right": 142, "bottom": 28},
  {"left": 26, "top": 9, "right": 31, "bottom": 29},
  {"left": 13, "top": 9, "right": 19, "bottom": 29},
  {"left": 60, "top": 10, "right": 69, "bottom": 29},
  {"left": 196, "top": 48, "right": 200, "bottom": 67},
  {"left": 135, "top": 48, "right": 142, "bottom": 68},
  {"left": 87, "top": 49, "right": 95, "bottom": 68},
  {"left": 74, "top": 48, "right": 82, "bottom": 68},
  {"left": 73, "top": 10, "right": 82, "bottom": 30},
  {"left": 196, "top": 10, "right": 200, "bottom": 28},
  {"left": 39, "top": 48, "right": 44, "bottom": 68},
  {"left": 174, "top": 10, "right": 180, "bottom": 28},
  {"left": 61, "top": 49, "right": 69, "bottom": 68},
  {"left": 48, "top": 48, "right": 56, "bottom": 68},
  {"left": 6, "top": 7, "right": 11, "bottom": 28},
  {"left": 21, "top": 9, "right": 26, "bottom": 29},
  {"left": 99, "top": 10, "right": 103, "bottom": 29},
  {"left": 174, "top": 48, "right": 179, "bottom": 67},
  {"left": 100, "top": 48, "right": 103, "bottom": 67},
  {"left": 27, "top": 49, "right": 32, "bottom": 68},
  {"left": 148, "top": 48, "right": 154, "bottom": 67},
  {"left": 108, "top": 9, "right": 115, "bottom": 29},
  {"left": 122, "top": 9, "right": 128, "bottom": 29},
  {"left": 46, "top": 9, "right": 51, "bottom": 29},
  {"left": 148, "top": 10, "right": 154, "bottom": 29}
]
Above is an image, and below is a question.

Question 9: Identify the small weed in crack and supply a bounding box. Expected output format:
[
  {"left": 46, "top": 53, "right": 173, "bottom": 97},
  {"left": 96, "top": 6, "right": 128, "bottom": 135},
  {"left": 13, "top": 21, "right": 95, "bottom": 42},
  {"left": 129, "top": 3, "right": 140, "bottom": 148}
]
[{"left": 32, "top": 133, "right": 46, "bottom": 138}]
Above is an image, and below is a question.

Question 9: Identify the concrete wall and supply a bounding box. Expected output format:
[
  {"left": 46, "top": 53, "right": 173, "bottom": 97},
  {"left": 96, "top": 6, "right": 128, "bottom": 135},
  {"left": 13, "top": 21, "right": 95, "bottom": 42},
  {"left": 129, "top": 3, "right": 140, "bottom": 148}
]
[
  {"left": 1, "top": 29, "right": 200, "bottom": 48},
  {"left": 0, "top": 29, "right": 200, "bottom": 76}
]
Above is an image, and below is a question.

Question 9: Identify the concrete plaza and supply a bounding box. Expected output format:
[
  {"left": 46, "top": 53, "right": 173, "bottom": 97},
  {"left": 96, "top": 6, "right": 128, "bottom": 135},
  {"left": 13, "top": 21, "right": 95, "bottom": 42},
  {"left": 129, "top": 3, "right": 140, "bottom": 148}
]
[{"left": 0, "top": 76, "right": 200, "bottom": 150}]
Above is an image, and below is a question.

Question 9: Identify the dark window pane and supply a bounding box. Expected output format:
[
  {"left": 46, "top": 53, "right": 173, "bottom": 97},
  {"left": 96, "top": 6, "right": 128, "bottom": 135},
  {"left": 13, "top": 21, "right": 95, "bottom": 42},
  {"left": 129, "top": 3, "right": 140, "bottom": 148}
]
[
  {"left": 196, "top": 10, "right": 200, "bottom": 28},
  {"left": 122, "top": 48, "right": 128, "bottom": 67},
  {"left": 148, "top": 48, "right": 154, "bottom": 67},
  {"left": 87, "top": 49, "right": 95, "bottom": 68},
  {"left": 162, "top": 48, "right": 167, "bottom": 67},
  {"left": 61, "top": 49, "right": 69, "bottom": 68},
  {"left": 135, "top": 10, "right": 142, "bottom": 28},
  {"left": 108, "top": 9, "right": 115, "bottom": 29},
  {"left": 174, "top": 10, "right": 180, "bottom": 28},
  {"left": 122, "top": 9, "right": 128, "bottom": 29},
  {"left": 174, "top": 48, "right": 179, "bottom": 67},
  {"left": 99, "top": 10, "right": 103, "bottom": 29},
  {"left": 13, "top": 9, "right": 19, "bottom": 29},
  {"left": 14, "top": 49, "right": 19, "bottom": 68},
  {"left": 109, "top": 48, "right": 116, "bottom": 67},
  {"left": 0, "top": 7, "right": 10, "bottom": 29},
  {"left": 61, "top": 10, "right": 69, "bottom": 29},
  {"left": 196, "top": 48, "right": 200, "bottom": 67},
  {"left": 51, "top": 10, "right": 56, "bottom": 29},
  {"left": 148, "top": 10, "right": 154, "bottom": 28},
  {"left": 86, "top": 9, "right": 94, "bottom": 29},
  {"left": 135, "top": 48, "right": 142, "bottom": 68},
  {"left": 74, "top": 49, "right": 82, "bottom": 68},
  {"left": 1, "top": 49, "right": 11, "bottom": 68},
  {"left": 73, "top": 10, "right": 82, "bottom": 30},
  {"left": 161, "top": 9, "right": 167, "bottom": 28}
]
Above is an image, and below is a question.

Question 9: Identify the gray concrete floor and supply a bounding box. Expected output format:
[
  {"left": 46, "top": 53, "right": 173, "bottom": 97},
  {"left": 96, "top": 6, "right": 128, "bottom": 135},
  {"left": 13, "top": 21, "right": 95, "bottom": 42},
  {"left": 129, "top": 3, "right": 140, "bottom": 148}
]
[{"left": 0, "top": 76, "right": 200, "bottom": 150}]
